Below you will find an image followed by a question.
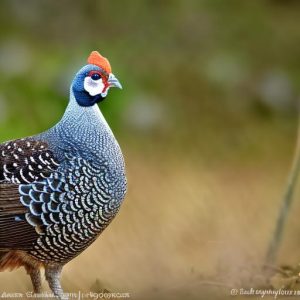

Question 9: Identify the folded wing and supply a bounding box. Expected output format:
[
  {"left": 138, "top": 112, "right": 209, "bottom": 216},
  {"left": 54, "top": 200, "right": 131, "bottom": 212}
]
[{"left": 0, "top": 138, "right": 60, "bottom": 250}]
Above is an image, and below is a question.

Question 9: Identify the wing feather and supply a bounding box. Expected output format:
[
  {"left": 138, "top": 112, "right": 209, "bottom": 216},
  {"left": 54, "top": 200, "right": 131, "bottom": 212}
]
[{"left": 0, "top": 138, "right": 60, "bottom": 251}]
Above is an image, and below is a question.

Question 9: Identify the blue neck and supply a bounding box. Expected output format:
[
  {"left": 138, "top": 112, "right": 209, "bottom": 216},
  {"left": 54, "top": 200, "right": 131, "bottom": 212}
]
[
  {"left": 72, "top": 87, "right": 105, "bottom": 107},
  {"left": 60, "top": 89, "right": 111, "bottom": 131},
  {"left": 36, "top": 89, "right": 115, "bottom": 161}
]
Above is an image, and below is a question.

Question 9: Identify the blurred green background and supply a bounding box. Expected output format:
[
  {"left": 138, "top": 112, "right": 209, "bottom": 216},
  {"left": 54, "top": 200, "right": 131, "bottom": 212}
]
[{"left": 0, "top": 0, "right": 299, "bottom": 299}]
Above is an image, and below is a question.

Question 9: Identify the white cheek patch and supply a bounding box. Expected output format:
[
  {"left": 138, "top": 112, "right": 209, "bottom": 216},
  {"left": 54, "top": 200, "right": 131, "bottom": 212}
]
[{"left": 84, "top": 77, "right": 105, "bottom": 96}]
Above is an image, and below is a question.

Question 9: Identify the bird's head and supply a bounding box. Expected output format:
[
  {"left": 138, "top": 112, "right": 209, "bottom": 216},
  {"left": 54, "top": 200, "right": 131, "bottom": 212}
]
[{"left": 72, "top": 51, "right": 122, "bottom": 107}]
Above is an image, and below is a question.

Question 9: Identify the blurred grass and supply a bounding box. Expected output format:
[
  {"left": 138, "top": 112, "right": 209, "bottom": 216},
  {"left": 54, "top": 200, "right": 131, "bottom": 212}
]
[
  {"left": 0, "top": 0, "right": 298, "bottom": 154},
  {"left": 0, "top": 0, "right": 300, "bottom": 299}
]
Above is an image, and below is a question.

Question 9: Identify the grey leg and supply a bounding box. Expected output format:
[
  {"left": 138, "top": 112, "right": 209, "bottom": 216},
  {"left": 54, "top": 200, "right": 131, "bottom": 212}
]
[
  {"left": 45, "top": 264, "right": 67, "bottom": 300},
  {"left": 29, "top": 268, "right": 42, "bottom": 293},
  {"left": 24, "top": 264, "right": 42, "bottom": 294}
]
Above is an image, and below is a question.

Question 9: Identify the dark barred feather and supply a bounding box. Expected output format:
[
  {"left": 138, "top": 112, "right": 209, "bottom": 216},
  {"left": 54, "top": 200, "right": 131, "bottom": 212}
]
[{"left": 0, "top": 138, "right": 59, "bottom": 251}]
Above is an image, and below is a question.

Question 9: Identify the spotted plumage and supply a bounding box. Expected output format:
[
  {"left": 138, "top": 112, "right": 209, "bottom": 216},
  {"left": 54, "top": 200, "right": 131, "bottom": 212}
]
[
  {"left": 0, "top": 139, "right": 59, "bottom": 184},
  {"left": 0, "top": 51, "right": 126, "bottom": 300}
]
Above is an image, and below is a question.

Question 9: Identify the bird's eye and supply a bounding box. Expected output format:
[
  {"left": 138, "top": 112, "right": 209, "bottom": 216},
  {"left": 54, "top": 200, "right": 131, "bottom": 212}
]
[{"left": 91, "top": 73, "right": 101, "bottom": 81}]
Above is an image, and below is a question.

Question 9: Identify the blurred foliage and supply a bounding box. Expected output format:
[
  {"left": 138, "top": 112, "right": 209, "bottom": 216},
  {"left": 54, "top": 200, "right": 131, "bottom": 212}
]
[
  {"left": 0, "top": 0, "right": 298, "bottom": 163},
  {"left": 1, "top": 2, "right": 300, "bottom": 298}
]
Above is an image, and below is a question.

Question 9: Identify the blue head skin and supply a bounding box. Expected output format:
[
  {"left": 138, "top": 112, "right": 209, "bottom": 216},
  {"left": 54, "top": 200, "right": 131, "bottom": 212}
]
[{"left": 71, "top": 64, "right": 122, "bottom": 107}]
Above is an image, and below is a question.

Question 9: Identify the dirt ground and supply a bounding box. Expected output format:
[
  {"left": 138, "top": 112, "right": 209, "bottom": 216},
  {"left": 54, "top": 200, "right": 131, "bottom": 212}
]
[{"left": 0, "top": 150, "right": 299, "bottom": 300}]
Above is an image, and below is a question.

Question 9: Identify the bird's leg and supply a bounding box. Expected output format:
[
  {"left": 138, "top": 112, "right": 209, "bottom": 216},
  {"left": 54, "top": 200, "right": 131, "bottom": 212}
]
[
  {"left": 24, "top": 265, "right": 42, "bottom": 294},
  {"left": 45, "top": 264, "right": 67, "bottom": 300},
  {"left": 29, "top": 268, "right": 42, "bottom": 293}
]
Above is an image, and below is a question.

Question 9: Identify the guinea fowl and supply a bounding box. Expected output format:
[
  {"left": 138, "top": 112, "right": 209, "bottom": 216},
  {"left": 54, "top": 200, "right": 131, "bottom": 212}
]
[{"left": 0, "top": 51, "right": 127, "bottom": 299}]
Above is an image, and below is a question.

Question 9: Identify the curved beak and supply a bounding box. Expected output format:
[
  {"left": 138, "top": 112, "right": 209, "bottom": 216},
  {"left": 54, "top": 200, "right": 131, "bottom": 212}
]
[{"left": 108, "top": 73, "right": 122, "bottom": 89}]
